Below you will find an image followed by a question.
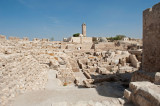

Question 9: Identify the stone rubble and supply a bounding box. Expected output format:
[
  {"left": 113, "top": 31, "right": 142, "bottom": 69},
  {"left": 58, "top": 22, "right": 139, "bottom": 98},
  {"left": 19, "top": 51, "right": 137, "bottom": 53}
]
[
  {"left": 0, "top": 35, "right": 142, "bottom": 105},
  {"left": 123, "top": 2, "right": 160, "bottom": 106}
]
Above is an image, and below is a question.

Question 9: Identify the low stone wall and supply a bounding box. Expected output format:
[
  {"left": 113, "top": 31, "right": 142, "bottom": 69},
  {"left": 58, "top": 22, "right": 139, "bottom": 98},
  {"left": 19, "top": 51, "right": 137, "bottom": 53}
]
[
  {"left": 64, "top": 37, "right": 93, "bottom": 44},
  {"left": 9, "top": 37, "right": 20, "bottom": 41},
  {"left": 81, "top": 37, "right": 92, "bottom": 43},
  {"left": 94, "top": 42, "right": 122, "bottom": 51},
  {"left": 0, "top": 35, "right": 6, "bottom": 40},
  {"left": 131, "top": 71, "right": 160, "bottom": 84}
]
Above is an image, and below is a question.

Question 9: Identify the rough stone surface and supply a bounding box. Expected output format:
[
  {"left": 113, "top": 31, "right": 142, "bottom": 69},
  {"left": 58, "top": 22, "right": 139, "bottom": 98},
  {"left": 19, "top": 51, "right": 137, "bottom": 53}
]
[
  {"left": 0, "top": 25, "right": 142, "bottom": 106},
  {"left": 129, "top": 54, "right": 140, "bottom": 68},
  {"left": 155, "top": 72, "right": 160, "bottom": 84},
  {"left": 143, "top": 2, "right": 160, "bottom": 72},
  {"left": 126, "top": 81, "right": 160, "bottom": 106}
]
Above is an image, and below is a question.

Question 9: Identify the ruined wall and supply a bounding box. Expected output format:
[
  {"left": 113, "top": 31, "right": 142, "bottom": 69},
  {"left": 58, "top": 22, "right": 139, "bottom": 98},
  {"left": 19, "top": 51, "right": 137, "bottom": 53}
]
[
  {"left": 81, "top": 37, "right": 92, "bottom": 43},
  {"left": 0, "top": 35, "right": 6, "bottom": 40},
  {"left": 143, "top": 3, "right": 160, "bottom": 72},
  {"left": 9, "top": 37, "right": 20, "bottom": 41},
  {"left": 0, "top": 54, "right": 48, "bottom": 105},
  {"left": 124, "top": 3, "right": 160, "bottom": 106},
  {"left": 72, "top": 37, "right": 81, "bottom": 43},
  {"left": 94, "top": 42, "right": 122, "bottom": 51}
]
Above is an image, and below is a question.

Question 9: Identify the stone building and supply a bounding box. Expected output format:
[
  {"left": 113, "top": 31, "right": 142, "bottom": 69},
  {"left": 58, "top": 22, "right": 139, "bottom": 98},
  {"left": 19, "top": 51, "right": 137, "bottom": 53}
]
[
  {"left": 122, "top": 37, "right": 129, "bottom": 41},
  {"left": 63, "top": 23, "right": 92, "bottom": 43}
]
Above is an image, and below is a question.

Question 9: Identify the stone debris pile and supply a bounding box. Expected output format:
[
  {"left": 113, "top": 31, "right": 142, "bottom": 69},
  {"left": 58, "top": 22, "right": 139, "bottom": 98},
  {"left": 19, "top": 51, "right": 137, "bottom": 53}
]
[{"left": 0, "top": 35, "right": 142, "bottom": 105}]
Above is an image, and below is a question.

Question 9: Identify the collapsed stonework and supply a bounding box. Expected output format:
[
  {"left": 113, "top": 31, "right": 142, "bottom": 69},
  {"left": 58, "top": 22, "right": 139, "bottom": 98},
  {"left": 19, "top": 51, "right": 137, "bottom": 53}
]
[
  {"left": 2, "top": 3, "right": 159, "bottom": 106},
  {"left": 0, "top": 33, "right": 142, "bottom": 105}
]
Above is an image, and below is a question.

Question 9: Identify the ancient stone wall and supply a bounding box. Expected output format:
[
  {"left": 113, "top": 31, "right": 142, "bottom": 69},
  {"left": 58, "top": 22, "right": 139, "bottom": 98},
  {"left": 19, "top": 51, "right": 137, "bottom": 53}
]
[
  {"left": 124, "top": 3, "right": 160, "bottom": 106},
  {"left": 143, "top": 3, "right": 160, "bottom": 72},
  {"left": 0, "top": 35, "right": 6, "bottom": 40},
  {"left": 94, "top": 42, "right": 123, "bottom": 51},
  {"left": 71, "top": 37, "right": 81, "bottom": 43},
  {"left": 81, "top": 37, "right": 92, "bottom": 43},
  {"left": 0, "top": 54, "right": 48, "bottom": 105},
  {"left": 66, "top": 37, "right": 93, "bottom": 44},
  {"left": 9, "top": 37, "right": 20, "bottom": 41}
]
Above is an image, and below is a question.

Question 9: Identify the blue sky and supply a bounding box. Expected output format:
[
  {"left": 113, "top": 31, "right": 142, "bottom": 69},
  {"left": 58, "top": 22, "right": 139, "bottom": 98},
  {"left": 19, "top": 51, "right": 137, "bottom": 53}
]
[{"left": 0, "top": 0, "right": 159, "bottom": 40}]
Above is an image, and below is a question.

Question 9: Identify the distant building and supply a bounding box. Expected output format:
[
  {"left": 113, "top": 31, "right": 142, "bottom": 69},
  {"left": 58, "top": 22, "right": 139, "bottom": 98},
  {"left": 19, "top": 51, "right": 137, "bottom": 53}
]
[
  {"left": 98, "top": 37, "right": 108, "bottom": 42},
  {"left": 122, "top": 37, "right": 129, "bottom": 41},
  {"left": 63, "top": 23, "right": 92, "bottom": 43}
]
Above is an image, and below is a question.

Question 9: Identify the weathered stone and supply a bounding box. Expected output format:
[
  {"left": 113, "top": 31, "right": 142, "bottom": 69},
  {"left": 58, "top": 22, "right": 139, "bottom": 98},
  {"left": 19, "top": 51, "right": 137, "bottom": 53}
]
[
  {"left": 68, "top": 58, "right": 80, "bottom": 72},
  {"left": 131, "top": 71, "right": 155, "bottom": 82},
  {"left": 155, "top": 72, "right": 160, "bottom": 85},
  {"left": 127, "top": 81, "right": 160, "bottom": 106},
  {"left": 0, "top": 35, "right": 6, "bottom": 40},
  {"left": 124, "top": 89, "right": 131, "bottom": 101},
  {"left": 143, "top": 2, "right": 160, "bottom": 72},
  {"left": 129, "top": 54, "right": 140, "bottom": 68},
  {"left": 84, "top": 71, "right": 91, "bottom": 79}
]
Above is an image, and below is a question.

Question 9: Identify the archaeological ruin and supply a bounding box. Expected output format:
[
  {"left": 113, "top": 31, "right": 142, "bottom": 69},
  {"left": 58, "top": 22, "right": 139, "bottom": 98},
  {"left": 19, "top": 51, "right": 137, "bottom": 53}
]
[
  {"left": 124, "top": 3, "right": 160, "bottom": 106},
  {"left": 0, "top": 2, "right": 160, "bottom": 106}
]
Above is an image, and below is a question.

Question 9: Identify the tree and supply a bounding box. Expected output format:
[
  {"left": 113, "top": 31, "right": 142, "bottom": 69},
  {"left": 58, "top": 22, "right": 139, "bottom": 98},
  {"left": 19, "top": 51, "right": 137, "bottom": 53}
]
[
  {"left": 106, "top": 35, "right": 126, "bottom": 41},
  {"left": 73, "top": 33, "right": 80, "bottom": 37},
  {"left": 50, "top": 37, "right": 54, "bottom": 41},
  {"left": 116, "top": 35, "right": 126, "bottom": 40}
]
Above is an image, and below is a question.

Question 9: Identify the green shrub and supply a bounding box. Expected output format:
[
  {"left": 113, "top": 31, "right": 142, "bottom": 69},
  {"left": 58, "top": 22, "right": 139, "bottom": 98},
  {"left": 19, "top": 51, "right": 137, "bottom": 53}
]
[
  {"left": 73, "top": 33, "right": 80, "bottom": 37},
  {"left": 106, "top": 35, "right": 126, "bottom": 41}
]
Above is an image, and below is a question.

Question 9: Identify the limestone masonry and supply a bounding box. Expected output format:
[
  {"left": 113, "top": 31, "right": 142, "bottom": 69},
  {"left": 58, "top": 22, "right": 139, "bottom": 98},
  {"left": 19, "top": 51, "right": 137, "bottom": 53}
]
[
  {"left": 143, "top": 3, "right": 160, "bottom": 72},
  {"left": 0, "top": 33, "right": 142, "bottom": 105},
  {"left": 82, "top": 23, "right": 86, "bottom": 37},
  {"left": 124, "top": 3, "right": 160, "bottom": 106},
  {"left": 1, "top": 2, "right": 160, "bottom": 106}
]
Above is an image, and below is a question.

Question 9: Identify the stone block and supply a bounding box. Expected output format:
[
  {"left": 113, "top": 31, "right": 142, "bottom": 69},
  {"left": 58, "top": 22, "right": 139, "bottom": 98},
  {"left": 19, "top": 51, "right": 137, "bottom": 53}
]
[
  {"left": 84, "top": 71, "right": 91, "bottom": 79},
  {"left": 125, "top": 81, "right": 160, "bottom": 106},
  {"left": 129, "top": 54, "right": 140, "bottom": 68},
  {"left": 124, "top": 89, "right": 131, "bottom": 101},
  {"left": 155, "top": 72, "right": 160, "bottom": 84},
  {"left": 131, "top": 71, "right": 155, "bottom": 82}
]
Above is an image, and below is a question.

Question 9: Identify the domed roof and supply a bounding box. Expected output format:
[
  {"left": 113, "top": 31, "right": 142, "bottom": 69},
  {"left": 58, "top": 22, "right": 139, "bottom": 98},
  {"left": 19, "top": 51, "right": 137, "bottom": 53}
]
[{"left": 99, "top": 37, "right": 107, "bottom": 42}]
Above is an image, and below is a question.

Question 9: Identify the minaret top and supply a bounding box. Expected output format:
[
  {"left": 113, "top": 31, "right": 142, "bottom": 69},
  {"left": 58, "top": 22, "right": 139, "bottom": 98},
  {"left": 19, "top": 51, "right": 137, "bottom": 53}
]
[{"left": 82, "top": 23, "right": 86, "bottom": 26}]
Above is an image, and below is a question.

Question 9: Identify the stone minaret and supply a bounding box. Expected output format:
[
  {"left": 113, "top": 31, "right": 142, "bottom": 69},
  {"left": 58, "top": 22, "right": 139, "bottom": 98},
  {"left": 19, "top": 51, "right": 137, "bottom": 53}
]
[{"left": 82, "top": 23, "right": 86, "bottom": 37}]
